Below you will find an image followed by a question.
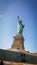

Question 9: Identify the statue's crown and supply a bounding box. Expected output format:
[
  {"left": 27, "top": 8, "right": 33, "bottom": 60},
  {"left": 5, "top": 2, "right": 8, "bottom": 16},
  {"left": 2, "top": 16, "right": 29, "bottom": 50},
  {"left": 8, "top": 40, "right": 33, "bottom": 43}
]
[{"left": 19, "top": 20, "right": 22, "bottom": 23}]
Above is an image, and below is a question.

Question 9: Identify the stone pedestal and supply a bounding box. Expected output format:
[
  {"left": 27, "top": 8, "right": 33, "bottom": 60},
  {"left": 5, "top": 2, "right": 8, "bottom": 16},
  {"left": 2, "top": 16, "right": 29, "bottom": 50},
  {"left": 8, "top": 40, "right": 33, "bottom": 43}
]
[{"left": 11, "top": 35, "right": 25, "bottom": 50}]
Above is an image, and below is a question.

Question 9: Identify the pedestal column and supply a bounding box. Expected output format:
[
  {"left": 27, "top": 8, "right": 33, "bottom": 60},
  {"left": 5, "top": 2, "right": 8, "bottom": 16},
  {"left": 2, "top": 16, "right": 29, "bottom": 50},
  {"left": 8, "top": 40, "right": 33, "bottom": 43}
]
[{"left": 11, "top": 35, "right": 25, "bottom": 50}]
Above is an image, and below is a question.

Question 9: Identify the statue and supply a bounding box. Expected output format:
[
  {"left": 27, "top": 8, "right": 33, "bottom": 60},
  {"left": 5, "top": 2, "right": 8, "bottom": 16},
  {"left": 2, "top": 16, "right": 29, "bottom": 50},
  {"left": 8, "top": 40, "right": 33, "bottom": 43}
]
[{"left": 17, "top": 16, "right": 25, "bottom": 35}]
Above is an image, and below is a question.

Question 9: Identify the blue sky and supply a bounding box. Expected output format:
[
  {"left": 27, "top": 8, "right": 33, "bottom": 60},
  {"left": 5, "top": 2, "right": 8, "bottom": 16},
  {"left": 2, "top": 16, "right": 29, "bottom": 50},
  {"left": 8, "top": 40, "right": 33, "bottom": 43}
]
[{"left": 0, "top": 0, "right": 37, "bottom": 53}]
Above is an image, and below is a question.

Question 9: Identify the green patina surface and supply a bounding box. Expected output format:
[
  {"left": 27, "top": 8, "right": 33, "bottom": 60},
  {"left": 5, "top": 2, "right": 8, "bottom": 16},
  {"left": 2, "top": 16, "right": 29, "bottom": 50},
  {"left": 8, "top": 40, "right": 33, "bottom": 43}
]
[{"left": 17, "top": 20, "right": 24, "bottom": 35}]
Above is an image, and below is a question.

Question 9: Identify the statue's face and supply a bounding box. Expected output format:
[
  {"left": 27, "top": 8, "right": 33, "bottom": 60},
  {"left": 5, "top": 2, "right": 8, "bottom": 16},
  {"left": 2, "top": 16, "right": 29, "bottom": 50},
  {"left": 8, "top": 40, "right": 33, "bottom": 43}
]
[{"left": 19, "top": 20, "right": 22, "bottom": 24}]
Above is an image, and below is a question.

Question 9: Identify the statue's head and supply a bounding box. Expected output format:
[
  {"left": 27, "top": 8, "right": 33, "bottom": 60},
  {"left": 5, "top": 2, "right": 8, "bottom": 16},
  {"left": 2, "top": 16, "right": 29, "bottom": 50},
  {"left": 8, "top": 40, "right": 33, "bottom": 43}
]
[{"left": 19, "top": 20, "right": 22, "bottom": 24}]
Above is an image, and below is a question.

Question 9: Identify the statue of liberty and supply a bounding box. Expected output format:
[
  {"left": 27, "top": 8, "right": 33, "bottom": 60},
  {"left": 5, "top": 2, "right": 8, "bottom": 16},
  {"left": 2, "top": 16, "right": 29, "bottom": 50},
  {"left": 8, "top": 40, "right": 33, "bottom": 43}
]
[{"left": 17, "top": 16, "right": 25, "bottom": 35}]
